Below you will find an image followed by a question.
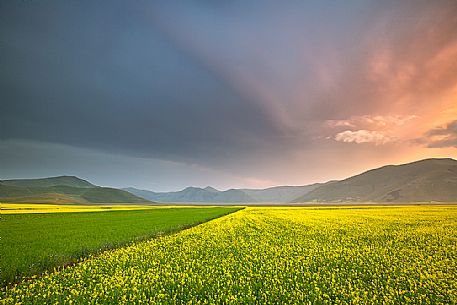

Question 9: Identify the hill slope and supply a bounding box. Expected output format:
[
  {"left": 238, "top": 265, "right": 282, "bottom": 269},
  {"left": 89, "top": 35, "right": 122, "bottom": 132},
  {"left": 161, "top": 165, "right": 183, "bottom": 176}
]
[
  {"left": 293, "top": 158, "right": 457, "bottom": 202},
  {"left": 0, "top": 176, "right": 149, "bottom": 204},
  {"left": 1, "top": 175, "right": 94, "bottom": 188}
]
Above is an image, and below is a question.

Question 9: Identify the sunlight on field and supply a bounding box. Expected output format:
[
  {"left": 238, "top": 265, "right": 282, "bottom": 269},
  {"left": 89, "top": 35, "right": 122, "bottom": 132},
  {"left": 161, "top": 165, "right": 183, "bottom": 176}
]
[
  {"left": 0, "top": 203, "right": 157, "bottom": 214},
  {"left": 0, "top": 203, "right": 232, "bottom": 214},
  {"left": 2, "top": 206, "right": 455, "bottom": 304}
]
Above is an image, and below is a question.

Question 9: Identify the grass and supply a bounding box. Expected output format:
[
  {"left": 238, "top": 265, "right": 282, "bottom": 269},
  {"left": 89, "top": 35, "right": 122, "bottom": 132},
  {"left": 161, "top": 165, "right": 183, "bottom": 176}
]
[
  {"left": 0, "top": 206, "right": 241, "bottom": 286},
  {"left": 1, "top": 205, "right": 455, "bottom": 304}
]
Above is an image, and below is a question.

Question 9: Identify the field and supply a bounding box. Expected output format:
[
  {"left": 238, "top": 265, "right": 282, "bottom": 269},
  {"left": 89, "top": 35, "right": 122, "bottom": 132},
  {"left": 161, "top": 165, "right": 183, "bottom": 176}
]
[
  {"left": 1, "top": 205, "right": 456, "bottom": 304},
  {"left": 0, "top": 206, "right": 240, "bottom": 286},
  {"left": 1, "top": 203, "right": 157, "bottom": 214}
]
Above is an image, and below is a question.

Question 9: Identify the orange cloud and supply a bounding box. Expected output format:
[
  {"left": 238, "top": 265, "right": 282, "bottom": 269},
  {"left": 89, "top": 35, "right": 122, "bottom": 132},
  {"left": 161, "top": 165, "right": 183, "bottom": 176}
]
[{"left": 419, "top": 120, "right": 457, "bottom": 148}]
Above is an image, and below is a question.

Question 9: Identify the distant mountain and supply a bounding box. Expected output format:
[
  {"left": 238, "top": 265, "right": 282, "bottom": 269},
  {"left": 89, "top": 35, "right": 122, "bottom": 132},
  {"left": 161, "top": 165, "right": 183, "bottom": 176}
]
[
  {"left": 203, "top": 186, "right": 219, "bottom": 193},
  {"left": 241, "top": 184, "right": 322, "bottom": 202},
  {"left": 124, "top": 183, "right": 320, "bottom": 203},
  {"left": 0, "top": 176, "right": 150, "bottom": 204},
  {"left": 1, "top": 175, "right": 94, "bottom": 188},
  {"left": 6, "top": 157, "right": 453, "bottom": 205},
  {"left": 124, "top": 186, "right": 255, "bottom": 203},
  {"left": 292, "top": 158, "right": 457, "bottom": 203}
]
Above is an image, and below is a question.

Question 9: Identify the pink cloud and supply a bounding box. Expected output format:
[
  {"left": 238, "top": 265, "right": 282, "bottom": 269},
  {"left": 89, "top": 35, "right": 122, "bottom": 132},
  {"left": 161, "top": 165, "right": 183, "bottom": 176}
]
[{"left": 326, "top": 115, "right": 418, "bottom": 130}]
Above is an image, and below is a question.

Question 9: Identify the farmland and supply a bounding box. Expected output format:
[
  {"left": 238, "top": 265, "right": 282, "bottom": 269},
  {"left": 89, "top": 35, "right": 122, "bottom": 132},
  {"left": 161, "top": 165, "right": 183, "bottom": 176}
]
[
  {"left": 1, "top": 206, "right": 456, "bottom": 304},
  {"left": 1, "top": 203, "right": 156, "bottom": 214},
  {"left": 0, "top": 206, "right": 240, "bottom": 286}
]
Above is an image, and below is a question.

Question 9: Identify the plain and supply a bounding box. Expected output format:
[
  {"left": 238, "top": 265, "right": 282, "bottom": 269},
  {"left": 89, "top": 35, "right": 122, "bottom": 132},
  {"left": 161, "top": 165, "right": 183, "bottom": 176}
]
[{"left": 1, "top": 205, "right": 456, "bottom": 304}]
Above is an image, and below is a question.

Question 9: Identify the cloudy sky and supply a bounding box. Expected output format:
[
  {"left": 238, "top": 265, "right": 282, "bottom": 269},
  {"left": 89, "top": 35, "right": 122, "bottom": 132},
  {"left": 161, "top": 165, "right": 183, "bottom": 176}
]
[{"left": 1, "top": 1, "right": 456, "bottom": 191}]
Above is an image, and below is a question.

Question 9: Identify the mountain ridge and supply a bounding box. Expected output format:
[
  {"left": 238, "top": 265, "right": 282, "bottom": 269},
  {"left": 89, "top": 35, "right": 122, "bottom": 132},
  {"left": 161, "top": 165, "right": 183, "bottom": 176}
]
[
  {"left": 126, "top": 158, "right": 457, "bottom": 203},
  {"left": 124, "top": 183, "right": 322, "bottom": 203},
  {"left": 0, "top": 176, "right": 150, "bottom": 204},
  {"left": 0, "top": 175, "right": 95, "bottom": 188},
  {"left": 292, "top": 158, "right": 457, "bottom": 202},
  {"left": 2, "top": 158, "right": 456, "bottom": 204},
  {"left": 124, "top": 186, "right": 257, "bottom": 203}
]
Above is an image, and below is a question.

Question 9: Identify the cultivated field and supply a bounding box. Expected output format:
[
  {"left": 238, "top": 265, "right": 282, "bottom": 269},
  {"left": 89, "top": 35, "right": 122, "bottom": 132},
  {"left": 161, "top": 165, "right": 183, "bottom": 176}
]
[
  {"left": 0, "top": 206, "right": 240, "bottom": 286},
  {"left": 1, "top": 206, "right": 456, "bottom": 304},
  {"left": 1, "top": 203, "right": 156, "bottom": 214}
]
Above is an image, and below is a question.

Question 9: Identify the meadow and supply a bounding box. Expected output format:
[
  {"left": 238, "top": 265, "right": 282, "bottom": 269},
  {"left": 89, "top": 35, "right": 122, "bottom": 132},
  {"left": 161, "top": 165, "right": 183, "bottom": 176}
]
[
  {"left": 0, "top": 205, "right": 240, "bottom": 286},
  {"left": 1, "top": 205, "right": 456, "bottom": 304}
]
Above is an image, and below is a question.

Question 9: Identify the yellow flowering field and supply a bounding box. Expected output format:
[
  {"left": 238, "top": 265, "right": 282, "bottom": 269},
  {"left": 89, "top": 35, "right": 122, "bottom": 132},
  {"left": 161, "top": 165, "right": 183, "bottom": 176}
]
[
  {"left": 0, "top": 203, "right": 156, "bottom": 214},
  {"left": 1, "top": 206, "right": 456, "bottom": 304},
  {"left": 1, "top": 203, "right": 232, "bottom": 214}
]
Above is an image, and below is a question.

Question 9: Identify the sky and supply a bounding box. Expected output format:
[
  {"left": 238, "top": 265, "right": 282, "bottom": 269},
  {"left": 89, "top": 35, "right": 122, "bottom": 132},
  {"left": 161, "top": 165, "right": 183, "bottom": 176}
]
[{"left": 1, "top": 0, "right": 456, "bottom": 191}]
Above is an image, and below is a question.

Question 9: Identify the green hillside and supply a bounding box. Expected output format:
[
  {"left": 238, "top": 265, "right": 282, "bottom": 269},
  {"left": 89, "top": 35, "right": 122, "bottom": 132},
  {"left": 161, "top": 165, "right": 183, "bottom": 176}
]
[
  {"left": 1, "top": 175, "right": 94, "bottom": 188},
  {"left": 0, "top": 176, "right": 149, "bottom": 204}
]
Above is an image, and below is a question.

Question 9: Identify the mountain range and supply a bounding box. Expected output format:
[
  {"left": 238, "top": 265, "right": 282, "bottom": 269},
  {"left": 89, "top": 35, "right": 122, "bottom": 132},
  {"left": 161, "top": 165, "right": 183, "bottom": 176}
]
[
  {"left": 1, "top": 158, "right": 456, "bottom": 204},
  {"left": 126, "top": 158, "right": 457, "bottom": 203},
  {"left": 124, "top": 184, "right": 323, "bottom": 204},
  {"left": 292, "top": 158, "right": 457, "bottom": 202},
  {"left": 0, "top": 176, "right": 149, "bottom": 204}
]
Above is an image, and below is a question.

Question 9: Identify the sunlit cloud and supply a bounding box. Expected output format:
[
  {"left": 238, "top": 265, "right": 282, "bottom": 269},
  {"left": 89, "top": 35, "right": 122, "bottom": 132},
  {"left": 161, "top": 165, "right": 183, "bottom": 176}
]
[
  {"left": 326, "top": 115, "right": 418, "bottom": 130},
  {"left": 418, "top": 120, "right": 457, "bottom": 148},
  {"left": 334, "top": 130, "right": 391, "bottom": 145},
  {"left": 326, "top": 115, "right": 419, "bottom": 145}
]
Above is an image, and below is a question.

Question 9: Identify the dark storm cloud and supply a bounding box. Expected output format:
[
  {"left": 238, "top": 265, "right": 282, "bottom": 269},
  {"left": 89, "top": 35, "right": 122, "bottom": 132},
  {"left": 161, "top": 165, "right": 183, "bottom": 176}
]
[{"left": 0, "top": 1, "right": 283, "bottom": 165}]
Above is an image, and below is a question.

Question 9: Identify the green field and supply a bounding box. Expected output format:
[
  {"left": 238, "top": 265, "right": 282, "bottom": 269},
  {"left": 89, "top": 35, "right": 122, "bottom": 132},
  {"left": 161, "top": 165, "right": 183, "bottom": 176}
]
[
  {"left": 1, "top": 205, "right": 456, "bottom": 304},
  {"left": 0, "top": 207, "right": 240, "bottom": 286}
]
